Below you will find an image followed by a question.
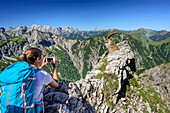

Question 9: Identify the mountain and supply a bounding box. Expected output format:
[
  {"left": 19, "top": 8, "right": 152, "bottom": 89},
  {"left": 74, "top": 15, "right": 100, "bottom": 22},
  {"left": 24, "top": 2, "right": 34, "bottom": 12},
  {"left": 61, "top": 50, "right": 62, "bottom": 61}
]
[
  {"left": 0, "top": 29, "right": 169, "bottom": 82},
  {"left": 3, "top": 25, "right": 106, "bottom": 39},
  {"left": 129, "top": 28, "right": 155, "bottom": 43},
  {"left": 149, "top": 30, "right": 170, "bottom": 42},
  {"left": 42, "top": 41, "right": 169, "bottom": 112},
  {"left": 0, "top": 27, "right": 169, "bottom": 112},
  {"left": 0, "top": 29, "right": 107, "bottom": 82},
  {"left": 129, "top": 28, "right": 170, "bottom": 43}
]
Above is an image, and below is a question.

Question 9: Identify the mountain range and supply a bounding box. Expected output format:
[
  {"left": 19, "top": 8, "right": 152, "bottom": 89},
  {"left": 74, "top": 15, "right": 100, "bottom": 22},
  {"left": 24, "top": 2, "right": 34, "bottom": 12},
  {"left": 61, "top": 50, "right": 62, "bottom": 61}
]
[
  {"left": 0, "top": 25, "right": 106, "bottom": 40},
  {"left": 0, "top": 25, "right": 170, "bottom": 82},
  {"left": 0, "top": 25, "right": 170, "bottom": 112}
]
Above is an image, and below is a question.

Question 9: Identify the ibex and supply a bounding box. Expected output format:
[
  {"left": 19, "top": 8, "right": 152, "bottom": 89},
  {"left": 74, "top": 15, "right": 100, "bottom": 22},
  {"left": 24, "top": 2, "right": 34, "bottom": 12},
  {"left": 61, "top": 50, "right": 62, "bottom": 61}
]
[{"left": 104, "top": 30, "right": 120, "bottom": 54}]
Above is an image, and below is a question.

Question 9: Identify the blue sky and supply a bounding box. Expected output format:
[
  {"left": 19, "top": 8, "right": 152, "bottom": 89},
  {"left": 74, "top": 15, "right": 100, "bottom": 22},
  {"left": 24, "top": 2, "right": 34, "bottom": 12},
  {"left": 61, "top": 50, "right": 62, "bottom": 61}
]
[{"left": 0, "top": 0, "right": 170, "bottom": 31}]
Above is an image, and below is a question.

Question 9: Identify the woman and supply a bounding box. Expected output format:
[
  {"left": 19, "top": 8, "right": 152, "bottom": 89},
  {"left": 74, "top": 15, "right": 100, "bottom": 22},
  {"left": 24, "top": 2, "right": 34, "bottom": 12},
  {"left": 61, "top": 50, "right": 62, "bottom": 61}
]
[{"left": 20, "top": 47, "right": 59, "bottom": 112}]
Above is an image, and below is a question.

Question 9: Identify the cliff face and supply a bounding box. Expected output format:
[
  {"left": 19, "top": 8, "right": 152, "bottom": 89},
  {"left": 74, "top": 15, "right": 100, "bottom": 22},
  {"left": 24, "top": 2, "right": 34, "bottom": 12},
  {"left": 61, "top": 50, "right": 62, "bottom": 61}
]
[{"left": 43, "top": 41, "right": 169, "bottom": 113}]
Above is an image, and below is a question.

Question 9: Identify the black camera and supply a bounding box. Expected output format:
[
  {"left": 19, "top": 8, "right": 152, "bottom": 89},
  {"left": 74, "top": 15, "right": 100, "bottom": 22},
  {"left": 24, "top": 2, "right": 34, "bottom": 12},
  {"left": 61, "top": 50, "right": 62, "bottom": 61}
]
[{"left": 46, "top": 57, "right": 54, "bottom": 62}]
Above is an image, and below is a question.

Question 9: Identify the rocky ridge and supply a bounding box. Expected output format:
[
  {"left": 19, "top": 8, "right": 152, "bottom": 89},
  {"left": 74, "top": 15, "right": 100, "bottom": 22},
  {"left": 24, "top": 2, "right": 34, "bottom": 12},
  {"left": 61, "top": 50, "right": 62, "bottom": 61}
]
[
  {"left": 43, "top": 40, "right": 136, "bottom": 112},
  {"left": 43, "top": 41, "right": 169, "bottom": 113}
]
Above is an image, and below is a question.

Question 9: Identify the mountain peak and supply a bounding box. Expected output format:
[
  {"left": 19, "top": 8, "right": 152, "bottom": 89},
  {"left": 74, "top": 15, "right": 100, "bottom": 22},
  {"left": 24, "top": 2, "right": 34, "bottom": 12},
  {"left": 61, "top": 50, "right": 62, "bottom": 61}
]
[{"left": 91, "top": 28, "right": 106, "bottom": 32}]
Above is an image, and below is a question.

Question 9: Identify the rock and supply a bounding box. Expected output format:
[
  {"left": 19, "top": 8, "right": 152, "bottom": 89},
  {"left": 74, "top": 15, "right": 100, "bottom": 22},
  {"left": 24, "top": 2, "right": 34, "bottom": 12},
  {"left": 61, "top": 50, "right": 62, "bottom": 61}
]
[
  {"left": 45, "top": 103, "right": 60, "bottom": 113},
  {"left": 139, "top": 62, "right": 170, "bottom": 110},
  {"left": 53, "top": 92, "right": 68, "bottom": 104},
  {"left": 44, "top": 92, "right": 54, "bottom": 102}
]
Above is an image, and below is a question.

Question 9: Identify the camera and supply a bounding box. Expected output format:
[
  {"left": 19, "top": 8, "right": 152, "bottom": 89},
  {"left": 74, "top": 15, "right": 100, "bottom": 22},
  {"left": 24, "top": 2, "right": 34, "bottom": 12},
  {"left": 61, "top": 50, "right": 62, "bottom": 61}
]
[{"left": 46, "top": 57, "right": 55, "bottom": 62}]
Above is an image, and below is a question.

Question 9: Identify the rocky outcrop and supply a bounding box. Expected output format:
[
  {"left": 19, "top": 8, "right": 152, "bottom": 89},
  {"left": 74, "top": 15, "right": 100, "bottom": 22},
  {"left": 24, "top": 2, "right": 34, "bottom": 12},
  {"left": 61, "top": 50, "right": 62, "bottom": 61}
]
[
  {"left": 86, "top": 41, "right": 135, "bottom": 79},
  {"left": 43, "top": 40, "right": 169, "bottom": 113},
  {"left": 43, "top": 41, "right": 136, "bottom": 112},
  {"left": 43, "top": 83, "right": 95, "bottom": 113},
  {"left": 139, "top": 62, "right": 170, "bottom": 110}
]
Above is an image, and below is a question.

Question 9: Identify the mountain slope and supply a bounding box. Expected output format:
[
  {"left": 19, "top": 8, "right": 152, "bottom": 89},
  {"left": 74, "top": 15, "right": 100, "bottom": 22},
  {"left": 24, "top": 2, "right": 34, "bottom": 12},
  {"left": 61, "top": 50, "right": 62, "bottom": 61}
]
[
  {"left": 129, "top": 28, "right": 155, "bottom": 43},
  {"left": 149, "top": 30, "right": 170, "bottom": 42},
  {"left": 139, "top": 62, "right": 170, "bottom": 110}
]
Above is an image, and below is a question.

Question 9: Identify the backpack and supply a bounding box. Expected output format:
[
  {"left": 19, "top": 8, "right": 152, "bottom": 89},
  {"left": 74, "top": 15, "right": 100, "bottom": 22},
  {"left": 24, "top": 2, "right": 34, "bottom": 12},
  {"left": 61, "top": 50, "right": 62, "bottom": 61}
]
[{"left": 0, "top": 61, "right": 42, "bottom": 113}]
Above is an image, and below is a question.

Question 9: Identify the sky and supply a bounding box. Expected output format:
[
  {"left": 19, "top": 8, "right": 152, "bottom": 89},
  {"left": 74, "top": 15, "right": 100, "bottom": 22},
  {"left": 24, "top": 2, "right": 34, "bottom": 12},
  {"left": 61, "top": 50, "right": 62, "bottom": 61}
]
[{"left": 0, "top": 0, "right": 170, "bottom": 31}]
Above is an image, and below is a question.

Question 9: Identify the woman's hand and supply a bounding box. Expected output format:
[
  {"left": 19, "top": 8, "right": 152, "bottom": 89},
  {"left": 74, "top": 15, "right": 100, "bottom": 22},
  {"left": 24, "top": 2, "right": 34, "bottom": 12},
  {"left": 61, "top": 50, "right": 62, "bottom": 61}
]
[
  {"left": 39, "top": 56, "right": 49, "bottom": 69},
  {"left": 51, "top": 57, "right": 57, "bottom": 69}
]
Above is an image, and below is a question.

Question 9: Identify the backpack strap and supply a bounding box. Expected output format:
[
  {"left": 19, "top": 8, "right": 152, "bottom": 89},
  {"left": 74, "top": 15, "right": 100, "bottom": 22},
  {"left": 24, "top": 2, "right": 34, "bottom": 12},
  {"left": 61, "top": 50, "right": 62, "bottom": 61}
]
[
  {"left": 34, "top": 87, "right": 44, "bottom": 113},
  {"left": 20, "top": 71, "right": 39, "bottom": 112}
]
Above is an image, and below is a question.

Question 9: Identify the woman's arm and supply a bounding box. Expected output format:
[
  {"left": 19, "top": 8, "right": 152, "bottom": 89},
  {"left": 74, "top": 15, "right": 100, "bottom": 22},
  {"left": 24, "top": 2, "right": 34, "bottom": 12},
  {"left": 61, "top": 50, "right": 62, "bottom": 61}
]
[
  {"left": 49, "top": 68, "right": 59, "bottom": 88},
  {"left": 48, "top": 57, "right": 59, "bottom": 88},
  {"left": 39, "top": 56, "right": 59, "bottom": 88}
]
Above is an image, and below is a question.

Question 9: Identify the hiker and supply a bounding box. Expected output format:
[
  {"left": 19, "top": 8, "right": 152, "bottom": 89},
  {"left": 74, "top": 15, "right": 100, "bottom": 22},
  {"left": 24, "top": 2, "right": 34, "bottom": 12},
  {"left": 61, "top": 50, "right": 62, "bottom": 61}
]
[
  {"left": 0, "top": 47, "right": 59, "bottom": 113},
  {"left": 20, "top": 47, "right": 59, "bottom": 111}
]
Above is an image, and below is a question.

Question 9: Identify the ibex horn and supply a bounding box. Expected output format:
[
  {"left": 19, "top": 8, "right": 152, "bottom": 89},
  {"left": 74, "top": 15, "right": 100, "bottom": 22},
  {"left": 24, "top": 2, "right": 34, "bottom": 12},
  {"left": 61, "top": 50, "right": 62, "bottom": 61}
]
[{"left": 107, "top": 30, "right": 119, "bottom": 39}]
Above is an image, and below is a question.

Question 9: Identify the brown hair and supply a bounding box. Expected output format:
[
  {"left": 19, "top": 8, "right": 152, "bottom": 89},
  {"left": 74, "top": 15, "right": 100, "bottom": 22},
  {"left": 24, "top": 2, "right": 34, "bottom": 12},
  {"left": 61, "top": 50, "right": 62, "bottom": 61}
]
[{"left": 20, "top": 47, "right": 42, "bottom": 64}]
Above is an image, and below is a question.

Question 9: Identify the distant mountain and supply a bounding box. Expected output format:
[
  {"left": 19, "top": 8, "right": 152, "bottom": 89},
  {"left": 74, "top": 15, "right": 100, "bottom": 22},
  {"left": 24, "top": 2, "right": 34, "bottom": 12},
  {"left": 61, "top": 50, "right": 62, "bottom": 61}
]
[
  {"left": 3, "top": 25, "right": 106, "bottom": 39},
  {"left": 149, "top": 30, "right": 170, "bottom": 42},
  {"left": 129, "top": 28, "right": 155, "bottom": 43},
  {"left": 129, "top": 28, "right": 170, "bottom": 42}
]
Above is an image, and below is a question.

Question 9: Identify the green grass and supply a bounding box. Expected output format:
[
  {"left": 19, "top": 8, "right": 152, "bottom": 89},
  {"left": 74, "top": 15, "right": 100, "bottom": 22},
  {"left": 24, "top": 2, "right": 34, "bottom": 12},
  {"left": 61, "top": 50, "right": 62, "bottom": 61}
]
[
  {"left": 136, "top": 69, "right": 146, "bottom": 75},
  {"left": 140, "top": 86, "right": 168, "bottom": 112},
  {"left": 124, "top": 73, "right": 169, "bottom": 113},
  {"left": 134, "top": 81, "right": 169, "bottom": 112},
  {"left": 71, "top": 40, "right": 80, "bottom": 55},
  {"left": 130, "top": 75, "right": 140, "bottom": 88},
  {"left": 96, "top": 57, "right": 108, "bottom": 72}
]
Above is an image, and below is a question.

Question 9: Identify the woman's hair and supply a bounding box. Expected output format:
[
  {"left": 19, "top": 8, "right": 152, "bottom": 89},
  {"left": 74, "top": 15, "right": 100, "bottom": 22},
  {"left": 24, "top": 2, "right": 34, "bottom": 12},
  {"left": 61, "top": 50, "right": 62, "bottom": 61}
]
[{"left": 20, "top": 47, "right": 42, "bottom": 64}]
